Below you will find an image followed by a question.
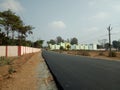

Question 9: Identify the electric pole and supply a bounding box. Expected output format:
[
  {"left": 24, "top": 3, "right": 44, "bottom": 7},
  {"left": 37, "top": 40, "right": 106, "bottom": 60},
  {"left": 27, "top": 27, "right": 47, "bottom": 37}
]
[{"left": 107, "top": 24, "right": 112, "bottom": 56}]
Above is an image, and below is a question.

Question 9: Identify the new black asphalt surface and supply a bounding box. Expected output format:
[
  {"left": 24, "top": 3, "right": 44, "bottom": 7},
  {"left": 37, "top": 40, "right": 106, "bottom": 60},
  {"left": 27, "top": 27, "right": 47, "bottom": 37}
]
[{"left": 42, "top": 50, "right": 120, "bottom": 90}]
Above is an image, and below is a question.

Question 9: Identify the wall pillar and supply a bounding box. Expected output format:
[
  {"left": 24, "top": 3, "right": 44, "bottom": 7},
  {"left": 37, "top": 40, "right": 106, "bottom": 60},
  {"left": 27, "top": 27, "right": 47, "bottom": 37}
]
[
  {"left": 18, "top": 46, "right": 21, "bottom": 56},
  {"left": 5, "top": 46, "right": 8, "bottom": 57}
]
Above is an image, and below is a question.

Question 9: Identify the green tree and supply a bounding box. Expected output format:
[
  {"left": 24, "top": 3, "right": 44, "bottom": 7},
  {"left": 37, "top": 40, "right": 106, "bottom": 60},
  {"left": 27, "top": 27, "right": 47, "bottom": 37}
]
[
  {"left": 0, "top": 10, "right": 22, "bottom": 45},
  {"left": 112, "top": 40, "right": 119, "bottom": 51},
  {"left": 0, "top": 29, "right": 6, "bottom": 45},
  {"left": 70, "top": 37, "right": 78, "bottom": 45},
  {"left": 0, "top": 9, "right": 21, "bottom": 38},
  {"left": 0, "top": 10, "right": 34, "bottom": 46},
  {"left": 48, "top": 39, "right": 56, "bottom": 45},
  {"left": 60, "top": 46, "right": 64, "bottom": 50},
  {"left": 11, "top": 15, "right": 23, "bottom": 39},
  {"left": 104, "top": 43, "right": 110, "bottom": 50},
  {"left": 18, "top": 25, "right": 33, "bottom": 44},
  {"left": 34, "top": 40, "right": 44, "bottom": 48},
  {"left": 97, "top": 44, "right": 103, "bottom": 49},
  {"left": 56, "top": 36, "right": 64, "bottom": 44},
  {"left": 66, "top": 44, "right": 71, "bottom": 50}
]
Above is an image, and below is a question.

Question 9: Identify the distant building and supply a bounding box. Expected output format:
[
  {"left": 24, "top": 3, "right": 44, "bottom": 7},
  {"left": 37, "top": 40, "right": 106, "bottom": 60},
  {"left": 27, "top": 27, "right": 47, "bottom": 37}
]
[
  {"left": 88, "top": 44, "right": 93, "bottom": 50},
  {"left": 71, "top": 44, "right": 76, "bottom": 50},
  {"left": 55, "top": 44, "right": 60, "bottom": 50},
  {"left": 60, "top": 42, "right": 65, "bottom": 49},
  {"left": 49, "top": 42, "right": 98, "bottom": 50},
  {"left": 49, "top": 44, "right": 55, "bottom": 50},
  {"left": 76, "top": 45, "right": 80, "bottom": 50},
  {"left": 84, "top": 44, "right": 89, "bottom": 50},
  {"left": 80, "top": 44, "right": 85, "bottom": 50}
]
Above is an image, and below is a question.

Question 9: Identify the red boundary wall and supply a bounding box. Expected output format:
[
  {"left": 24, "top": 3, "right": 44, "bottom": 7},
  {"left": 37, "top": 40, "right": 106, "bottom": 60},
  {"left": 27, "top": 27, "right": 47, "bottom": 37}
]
[{"left": 0, "top": 46, "right": 40, "bottom": 57}]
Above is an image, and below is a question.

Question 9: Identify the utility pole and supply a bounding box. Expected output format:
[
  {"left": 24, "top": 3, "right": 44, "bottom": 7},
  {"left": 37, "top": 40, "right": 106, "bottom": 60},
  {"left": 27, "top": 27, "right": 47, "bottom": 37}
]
[{"left": 107, "top": 24, "right": 112, "bottom": 56}]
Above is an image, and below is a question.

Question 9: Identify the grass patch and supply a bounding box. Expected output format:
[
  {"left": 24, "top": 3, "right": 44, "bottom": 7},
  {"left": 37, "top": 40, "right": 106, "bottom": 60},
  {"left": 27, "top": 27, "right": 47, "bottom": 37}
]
[
  {"left": 0, "top": 57, "right": 11, "bottom": 66},
  {"left": 8, "top": 66, "right": 16, "bottom": 74}
]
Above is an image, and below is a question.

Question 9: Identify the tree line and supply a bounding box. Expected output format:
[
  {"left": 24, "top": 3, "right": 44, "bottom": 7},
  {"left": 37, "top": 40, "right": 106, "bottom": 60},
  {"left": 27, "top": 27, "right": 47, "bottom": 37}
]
[
  {"left": 47, "top": 37, "right": 120, "bottom": 51},
  {"left": 0, "top": 10, "right": 44, "bottom": 48},
  {"left": 98, "top": 39, "right": 120, "bottom": 51},
  {"left": 47, "top": 36, "right": 78, "bottom": 45}
]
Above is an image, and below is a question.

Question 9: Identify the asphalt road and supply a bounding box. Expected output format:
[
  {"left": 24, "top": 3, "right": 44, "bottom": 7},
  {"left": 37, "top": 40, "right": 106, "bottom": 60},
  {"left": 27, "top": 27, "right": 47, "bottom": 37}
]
[{"left": 42, "top": 50, "right": 120, "bottom": 90}]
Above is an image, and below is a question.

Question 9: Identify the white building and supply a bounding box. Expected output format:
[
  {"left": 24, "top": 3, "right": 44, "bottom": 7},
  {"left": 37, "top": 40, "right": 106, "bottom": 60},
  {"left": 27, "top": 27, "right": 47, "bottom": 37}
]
[
  {"left": 60, "top": 42, "right": 66, "bottom": 49},
  {"left": 76, "top": 45, "right": 80, "bottom": 50},
  {"left": 55, "top": 44, "right": 60, "bottom": 50},
  {"left": 80, "top": 44, "right": 85, "bottom": 50},
  {"left": 93, "top": 44, "right": 97, "bottom": 50},
  {"left": 84, "top": 44, "right": 89, "bottom": 50},
  {"left": 49, "top": 43, "right": 98, "bottom": 50},
  {"left": 71, "top": 44, "right": 76, "bottom": 50},
  {"left": 88, "top": 44, "right": 93, "bottom": 50},
  {"left": 49, "top": 44, "right": 55, "bottom": 50}
]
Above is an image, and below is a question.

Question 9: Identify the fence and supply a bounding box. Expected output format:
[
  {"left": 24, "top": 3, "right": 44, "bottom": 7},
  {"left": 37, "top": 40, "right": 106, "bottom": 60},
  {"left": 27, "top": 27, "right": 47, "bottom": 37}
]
[{"left": 0, "top": 46, "right": 41, "bottom": 57}]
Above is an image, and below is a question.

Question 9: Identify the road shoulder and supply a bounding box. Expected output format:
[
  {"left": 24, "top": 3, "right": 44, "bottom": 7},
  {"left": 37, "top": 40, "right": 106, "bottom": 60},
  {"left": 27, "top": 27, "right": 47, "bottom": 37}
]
[{"left": 0, "top": 52, "right": 57, "bottom": 90}]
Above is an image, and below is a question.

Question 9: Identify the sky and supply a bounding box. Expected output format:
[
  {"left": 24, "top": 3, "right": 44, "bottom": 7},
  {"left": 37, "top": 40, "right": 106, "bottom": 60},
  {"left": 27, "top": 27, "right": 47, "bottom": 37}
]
[{"left": 0, "top": 0, "right": 120, "bottom": 45}]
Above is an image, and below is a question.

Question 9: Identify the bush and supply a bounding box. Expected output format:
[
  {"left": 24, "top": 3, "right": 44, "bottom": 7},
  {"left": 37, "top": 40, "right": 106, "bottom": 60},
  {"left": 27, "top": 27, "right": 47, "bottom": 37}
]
[
  {"left": 8, "top": 67, "right": 16, "bottom": 74},
  {"left": 108, "top": 51, "right": 116, "bottom": 57},
  {"left": 60, "top": 46, "right": 64, "bottom": 50},
  {"left": 0, "top": 57, "right": 11, "bottom": 66},
  {"left": 66, "top": 45, "right": 71, "bottom": 50}
]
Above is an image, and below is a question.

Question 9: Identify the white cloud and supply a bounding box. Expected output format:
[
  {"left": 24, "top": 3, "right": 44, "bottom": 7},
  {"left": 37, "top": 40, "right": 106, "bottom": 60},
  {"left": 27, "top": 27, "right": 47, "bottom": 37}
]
[
  {"left": 0, "top": 0, "right": 24, "bottom": 12},
  {"left": 92, "top": 12, "right": 110, "bottom": 20},
  {"left": 49, "top": 21, "right": 66, "bottom": 29}
]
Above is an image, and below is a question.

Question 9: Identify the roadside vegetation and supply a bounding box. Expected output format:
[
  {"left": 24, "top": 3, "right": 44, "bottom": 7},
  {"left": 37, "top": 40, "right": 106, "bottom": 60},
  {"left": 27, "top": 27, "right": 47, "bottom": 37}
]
[
  {"left": 47, "top": 36, "right": 120, "bottom": 58},
  {"left": 0, "top": 9, "right": 44, "bottom": 48},
  {"left": 0, "top": 53, "right": 34, "bottom": 79},
  {"left": 0, "top": 56, "right": 19, "bottom": 76},
  {"left": 52, "top": 50, "right": 120, "bottom": 61},
  {"left": 0, "top": 57, "right": 11, "bottom": 66}
]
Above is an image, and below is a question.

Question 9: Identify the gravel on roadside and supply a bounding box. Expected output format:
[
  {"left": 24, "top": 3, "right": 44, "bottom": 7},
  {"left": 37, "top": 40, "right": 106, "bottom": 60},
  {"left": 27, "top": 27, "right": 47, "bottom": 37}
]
[{"left": 36, "top": 52, "right": 58, "bottom": 90}]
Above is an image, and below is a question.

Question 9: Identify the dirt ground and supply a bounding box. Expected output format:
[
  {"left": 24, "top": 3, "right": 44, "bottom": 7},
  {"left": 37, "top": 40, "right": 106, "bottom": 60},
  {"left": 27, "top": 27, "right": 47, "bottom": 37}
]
[
  {"left": 1, "top": 50, "right": 120, "bottom": 90},
  {"left": 54, "top": 50, "right": 120, "bottom": 61},
  {"left": 0, "top": 52, "right": 57, "bottom": 90}
]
